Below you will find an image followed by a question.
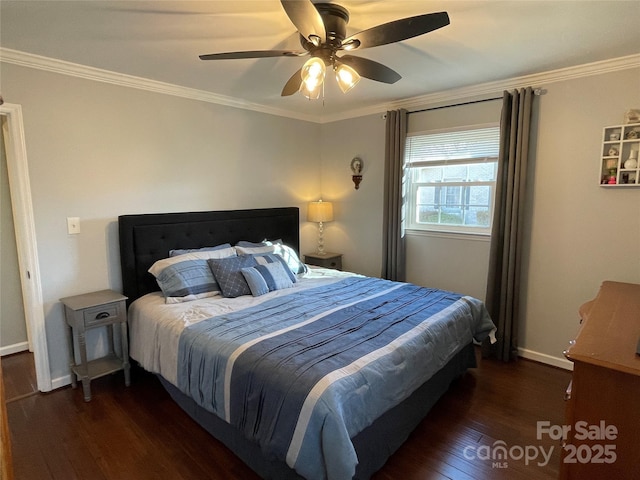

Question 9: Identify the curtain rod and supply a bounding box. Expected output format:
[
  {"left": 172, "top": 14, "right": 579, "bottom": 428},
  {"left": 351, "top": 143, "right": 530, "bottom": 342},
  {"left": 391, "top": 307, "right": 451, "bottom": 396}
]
[
  {"left": 407, "top": 88, "right": 546, "bottom": 115},
  {"left": 408, "top": 96, "right": 502, "bottom": 115}
]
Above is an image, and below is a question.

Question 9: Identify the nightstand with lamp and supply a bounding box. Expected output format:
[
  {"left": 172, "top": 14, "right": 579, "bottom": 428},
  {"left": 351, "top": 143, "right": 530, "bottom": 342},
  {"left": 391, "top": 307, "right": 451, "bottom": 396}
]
[{"left": 304, "top": 200, "right": 343, "bottom": 270}]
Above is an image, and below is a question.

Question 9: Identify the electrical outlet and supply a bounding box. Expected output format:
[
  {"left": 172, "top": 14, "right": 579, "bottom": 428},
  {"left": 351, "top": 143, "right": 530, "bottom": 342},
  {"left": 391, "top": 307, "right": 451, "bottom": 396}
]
[{"left": 67, "top": 217, "right": 80, "bottom": 235}]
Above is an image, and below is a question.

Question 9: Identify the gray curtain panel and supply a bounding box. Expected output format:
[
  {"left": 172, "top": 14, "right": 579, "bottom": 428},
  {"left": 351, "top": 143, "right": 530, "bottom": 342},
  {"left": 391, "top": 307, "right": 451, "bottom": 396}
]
[
  {"left": 485, "top": 87, "right": 534, "bottom": 361},
  {"left": 382, "top": 109, "right": 408, "bottom": 281}
]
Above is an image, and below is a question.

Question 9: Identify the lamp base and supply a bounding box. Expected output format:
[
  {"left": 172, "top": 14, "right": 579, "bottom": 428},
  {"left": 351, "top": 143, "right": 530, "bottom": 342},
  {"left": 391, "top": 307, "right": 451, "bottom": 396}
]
[{"left": 316, "top": 221, "right": 327, "bottom": 256}]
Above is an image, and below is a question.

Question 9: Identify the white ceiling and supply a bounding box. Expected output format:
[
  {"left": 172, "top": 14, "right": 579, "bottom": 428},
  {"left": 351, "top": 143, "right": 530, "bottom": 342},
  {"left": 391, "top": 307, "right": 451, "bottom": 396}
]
[{"left": 2, "top": 1, "right": 639, "bottom": 121}]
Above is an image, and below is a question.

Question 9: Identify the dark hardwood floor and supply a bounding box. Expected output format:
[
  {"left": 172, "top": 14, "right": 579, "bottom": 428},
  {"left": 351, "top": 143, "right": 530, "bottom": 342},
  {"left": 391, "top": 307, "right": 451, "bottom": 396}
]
[{"left": 3, "top": 349, "right": 571, "bottom": 480}]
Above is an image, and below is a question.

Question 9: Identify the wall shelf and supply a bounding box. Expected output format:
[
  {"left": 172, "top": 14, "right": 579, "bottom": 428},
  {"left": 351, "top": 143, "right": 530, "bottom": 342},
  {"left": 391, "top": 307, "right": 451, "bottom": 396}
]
[{"left": 600, "top": 122, "right": 640, "bottom": 187}]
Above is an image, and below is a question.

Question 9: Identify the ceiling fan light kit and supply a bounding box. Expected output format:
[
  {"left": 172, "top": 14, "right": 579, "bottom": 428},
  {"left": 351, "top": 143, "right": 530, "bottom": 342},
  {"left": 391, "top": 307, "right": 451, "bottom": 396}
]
[
  {"left": 335, "top": 63, "right": 360, "bottom": 93},
  {"left": 199, "top": 1, "right": 450, "bottom": 100},
  {"left": 301, "top": 57, "right": 326, "bottom": 98},
  {"left": 299, "top": 56, "right": 360, "bottom": 98}
]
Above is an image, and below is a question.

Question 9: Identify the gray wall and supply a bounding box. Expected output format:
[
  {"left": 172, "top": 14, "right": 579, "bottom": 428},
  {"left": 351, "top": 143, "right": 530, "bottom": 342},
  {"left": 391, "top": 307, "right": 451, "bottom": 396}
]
[
  {"left": 321, "top": 67, "right": 640, "bottom": 368},
  {"left": 1, "top": 59, "right": 639, "bottom": 382},
  {"left": 319, "top": 113, "right": 387, "bottom": 278},
  {"left": 1, "top": 63, "right": 321, "bottom": 381},
  {"left": 520, "top": 68, "right": 640, "bottom": 364}
]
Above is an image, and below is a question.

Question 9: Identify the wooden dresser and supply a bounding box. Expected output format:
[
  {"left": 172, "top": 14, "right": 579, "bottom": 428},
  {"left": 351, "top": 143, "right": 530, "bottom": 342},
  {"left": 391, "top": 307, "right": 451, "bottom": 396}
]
[{"left": 561, "top": 281, "right": 640, "bottom": 479}]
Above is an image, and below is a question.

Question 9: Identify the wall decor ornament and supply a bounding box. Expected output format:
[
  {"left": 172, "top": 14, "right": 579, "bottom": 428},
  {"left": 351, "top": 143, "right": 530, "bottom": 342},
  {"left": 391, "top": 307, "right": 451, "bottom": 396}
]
[
  {"left": 350, "top": 157, "right": 363, "bottom": 190},
  {"left": 624, "top": 109, "right": 640, "bottom": 124},
  {"left": 624, "top": 150, "right": 638, "bottom": 169}
]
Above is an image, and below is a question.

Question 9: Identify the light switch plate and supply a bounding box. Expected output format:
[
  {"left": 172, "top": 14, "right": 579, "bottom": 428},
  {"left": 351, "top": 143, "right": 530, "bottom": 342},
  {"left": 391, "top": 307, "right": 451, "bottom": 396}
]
[{"left": 67, "top": 217, "right": 80, "bottom": 234}]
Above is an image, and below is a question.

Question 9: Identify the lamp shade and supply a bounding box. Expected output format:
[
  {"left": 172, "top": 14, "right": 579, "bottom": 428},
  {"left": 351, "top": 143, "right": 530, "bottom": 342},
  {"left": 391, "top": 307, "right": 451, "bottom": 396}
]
[
  {"left": 300, "top": 57, "right": 326, "bottom": 99},
  {"left": 335, "top": 63, "right": 360, "bottom": 94},
  {"left": 307, "top": 201, "right": 334, "bottom": 223}
]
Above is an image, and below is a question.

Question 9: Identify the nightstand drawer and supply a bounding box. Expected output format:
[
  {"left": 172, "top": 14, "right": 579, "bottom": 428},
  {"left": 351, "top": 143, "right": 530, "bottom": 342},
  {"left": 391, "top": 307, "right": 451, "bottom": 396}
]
[
  {"left": 324, "top": 258, "right": 341, "bottom": 269},
  {"left": 304, "top": 252, "right": 343, "bottom": 270},
  {"left": 83, "top": 304, "right": 121, "bottom": 327}
]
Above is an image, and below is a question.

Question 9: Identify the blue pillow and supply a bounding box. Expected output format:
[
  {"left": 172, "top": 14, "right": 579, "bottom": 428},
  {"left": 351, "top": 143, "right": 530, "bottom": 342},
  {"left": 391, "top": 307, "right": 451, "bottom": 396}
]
[
  {"left": 235, "top": 240, "right": 266, "bottom": 248},
  {"left": 252, "top": 253, "right": 297, "bottom": 283},
  {"left": 236, "top": 240, "right": 307, "bottom": 277},
  {"left": 148, "top": 247, "right": 237, "bottom": 303},
  {"left": 241, "top": 262, "right": 294, "bottom": 297},
  {"left": 207, "top": 255, "right": 258, "bottom": 298}
]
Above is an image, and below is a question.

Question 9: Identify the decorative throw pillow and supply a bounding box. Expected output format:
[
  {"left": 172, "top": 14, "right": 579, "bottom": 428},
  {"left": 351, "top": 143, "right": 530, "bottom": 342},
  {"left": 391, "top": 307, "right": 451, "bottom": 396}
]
[
  {"left": 241, "top": 262, "right": 294, "bottom": 297},
  {"left": 236, "top": 240, "right": 307, "bottom": 276},
  {"left": 169, "top": 243, "right": 232, "bottom": 257},
  {"left": 207, "top": 255, "right": 258, "bottom": 298},
  {"left": 273, "top": 243, "right": 308, "bottom": 276},
  {"left": 252, "top": 253, "right": 297, "bottom": 283},
  {"left": 148, "top": 247, "right": 237, "bottom": 303}
]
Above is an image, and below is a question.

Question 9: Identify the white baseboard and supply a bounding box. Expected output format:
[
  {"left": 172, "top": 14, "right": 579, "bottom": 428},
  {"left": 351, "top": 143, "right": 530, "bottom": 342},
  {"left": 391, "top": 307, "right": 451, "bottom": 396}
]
[
  {"left": 0, "top": 342, "right": 71, "bottom": 391},
  {"left": 0, "top": 341, "right": 29, "bottom": 357},
  {"left": 51, "top": 374, "right": 73, "bottom": 391},
  {"left": 518, "top": 347, "right": 573, "bottom": 371}
]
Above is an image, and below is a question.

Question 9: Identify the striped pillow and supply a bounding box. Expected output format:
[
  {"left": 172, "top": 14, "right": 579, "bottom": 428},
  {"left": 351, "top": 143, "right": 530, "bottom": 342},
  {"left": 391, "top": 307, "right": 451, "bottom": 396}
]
[
  {"left": 241, "top": 262, "right": 294, "bottom": 297},
  {"left": 148, "top": 247, "right": 236, "bottom": 303},
  {"left": 236, "top": 240, "right": 307, "bottom": 276},
  {"left": 252, "top": 253, "right": 297, "bottom": 283}
]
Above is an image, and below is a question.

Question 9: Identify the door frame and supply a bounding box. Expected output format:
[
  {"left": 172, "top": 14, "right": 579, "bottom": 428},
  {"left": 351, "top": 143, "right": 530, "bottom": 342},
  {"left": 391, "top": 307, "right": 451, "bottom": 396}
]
[{"left": 1, "top": 103, "right": 51, "bottom": 392}]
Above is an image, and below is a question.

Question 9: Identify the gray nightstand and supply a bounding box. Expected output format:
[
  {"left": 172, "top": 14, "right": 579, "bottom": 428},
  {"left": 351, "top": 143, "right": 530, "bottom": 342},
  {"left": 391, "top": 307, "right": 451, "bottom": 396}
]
[
  {"left": 304, "top": 252, "right": 343, "bottom": 270},
  {"left": 60, "top": 289, "right": 130, "bottom": 401}
]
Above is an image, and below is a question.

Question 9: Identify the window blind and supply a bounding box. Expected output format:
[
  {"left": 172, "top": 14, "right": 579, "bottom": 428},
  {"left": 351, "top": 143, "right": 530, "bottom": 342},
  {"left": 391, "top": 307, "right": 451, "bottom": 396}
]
[{"left": 406, "top": 126, "right": 500, "bottom": 165}]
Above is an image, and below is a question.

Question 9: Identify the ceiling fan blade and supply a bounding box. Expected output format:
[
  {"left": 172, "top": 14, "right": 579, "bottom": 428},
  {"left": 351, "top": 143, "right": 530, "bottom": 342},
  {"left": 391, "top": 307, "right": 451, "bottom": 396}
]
[
  {"left": 339, "top": 55, "right": 401, "bottom": 84},
  {"left": 199, "top": 50, "right": 306, "bottom": 60},
  {"left": 281, "top": 68, "right": 303, "bottom": 96},
  {"left": 343, "top": 11, "right": 449, "bottom": 50},
  {"left": 280, "top": 0, "right": 326, "bottom": 43}
]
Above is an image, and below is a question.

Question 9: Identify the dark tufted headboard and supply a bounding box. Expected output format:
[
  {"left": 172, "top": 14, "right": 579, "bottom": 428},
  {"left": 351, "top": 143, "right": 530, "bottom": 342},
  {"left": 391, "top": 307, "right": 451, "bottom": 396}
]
[{"left": 118, "top": 207, "right": 300, "bottom": 304}]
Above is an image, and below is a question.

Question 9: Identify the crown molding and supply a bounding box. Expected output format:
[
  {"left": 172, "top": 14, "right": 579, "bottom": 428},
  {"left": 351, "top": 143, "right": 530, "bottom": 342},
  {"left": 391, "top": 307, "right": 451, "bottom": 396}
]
[
  {"left": 319, "top": 53, "right": 640, "bottom": 123},
  {"left": 0, "top": 48, "right": 320, "bottom": 123},
  {"left": 2, "top": 47, "right": 638, "bottom": 124}
]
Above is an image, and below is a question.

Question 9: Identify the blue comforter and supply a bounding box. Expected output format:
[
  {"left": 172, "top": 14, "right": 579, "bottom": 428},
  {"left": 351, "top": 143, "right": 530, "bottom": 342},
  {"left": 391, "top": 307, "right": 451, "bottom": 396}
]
[{"left": 177, "top": 276, "right": 495, "bottom": 480}]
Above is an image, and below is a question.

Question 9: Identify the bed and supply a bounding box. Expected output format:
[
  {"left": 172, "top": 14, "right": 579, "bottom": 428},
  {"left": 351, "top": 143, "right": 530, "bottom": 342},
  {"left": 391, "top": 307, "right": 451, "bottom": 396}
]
[{"left": 118, "top": 207, "right": 495, "bottom": 480}]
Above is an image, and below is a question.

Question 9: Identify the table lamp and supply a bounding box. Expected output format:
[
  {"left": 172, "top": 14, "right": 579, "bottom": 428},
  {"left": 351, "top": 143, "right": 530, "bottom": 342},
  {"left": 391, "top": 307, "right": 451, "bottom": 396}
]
[{"left": 307, "top": 200, "right": 334, "bottom": 255}]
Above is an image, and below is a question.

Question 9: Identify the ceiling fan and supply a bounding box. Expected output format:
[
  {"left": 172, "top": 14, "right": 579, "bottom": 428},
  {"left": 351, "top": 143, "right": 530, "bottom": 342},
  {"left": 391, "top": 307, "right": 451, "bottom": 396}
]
[{"left": 199, "top": 0, "right": 450, "bottom": 99}]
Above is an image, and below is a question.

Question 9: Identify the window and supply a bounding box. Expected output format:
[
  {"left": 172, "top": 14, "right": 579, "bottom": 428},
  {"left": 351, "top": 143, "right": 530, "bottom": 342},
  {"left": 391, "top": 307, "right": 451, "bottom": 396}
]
[{"left": 405, "top": 125, "right": 500, "bottom": 235}]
